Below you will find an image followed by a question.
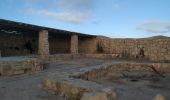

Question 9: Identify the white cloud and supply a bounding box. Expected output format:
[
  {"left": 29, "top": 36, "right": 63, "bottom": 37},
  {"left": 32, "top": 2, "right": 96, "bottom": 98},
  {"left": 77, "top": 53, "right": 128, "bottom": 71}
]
[
  {"left": 56, "top": 11, "right": 91, "bottom": 24},
  {"left": 136, "top": 20, "right": 170, "bottom": 34},
  {"left": 24, "top": 0, "right": 94, "bottom": 24},
  {"left": 26, "top": 8, "right": 91, "bottom": 24},
  {"left": 56, "top": 0, "right": 93, "bottom": 10}
]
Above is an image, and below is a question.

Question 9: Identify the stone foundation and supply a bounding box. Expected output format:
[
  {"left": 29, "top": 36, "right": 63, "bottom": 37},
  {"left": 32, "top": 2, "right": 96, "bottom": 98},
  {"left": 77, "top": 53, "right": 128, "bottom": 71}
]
[
  {"left": 42, "top": 62, "right": 118, "bottom": 100},
  {"left": 0, "top": 57, "right": 42, "bottom": 76},
  {"left": 39, "top": 54, "right": 122, "bottom": 63},
  {"left": 73, "top": 63, "right": 170, "bottom": 81},
  {"left": 42, "top": 61, "right": 170, "bottom": 100}
]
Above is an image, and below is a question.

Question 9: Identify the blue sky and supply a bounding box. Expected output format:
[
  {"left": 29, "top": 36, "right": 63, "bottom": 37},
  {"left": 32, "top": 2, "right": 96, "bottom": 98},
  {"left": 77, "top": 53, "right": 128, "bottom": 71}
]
[{"left": 0, "top": 0, "right": 170, "bottom": 38}]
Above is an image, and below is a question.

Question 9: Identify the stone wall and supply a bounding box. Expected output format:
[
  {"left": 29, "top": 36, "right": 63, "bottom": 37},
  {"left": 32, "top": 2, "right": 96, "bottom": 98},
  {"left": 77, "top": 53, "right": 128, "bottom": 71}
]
[
  {"left": 0, "top": 31, "right": 38, "bottom": 57},
  {"left": 49, "top": 35, "right": 70, "bottom": 54},
  {"left": 79, "top": 37, "right": 97, "bottom": 53},
  {"left": 1, "top": 30, "right": 169, "bottom": 63},
  {"left": 97, "top": 37, "right": 170, "bottom": 62},
  {"left": 49, "top": 36, "right": 97, "bottom": 54},
  {"left": 0, "top": 57, "right": 42, "bottom": 76}
]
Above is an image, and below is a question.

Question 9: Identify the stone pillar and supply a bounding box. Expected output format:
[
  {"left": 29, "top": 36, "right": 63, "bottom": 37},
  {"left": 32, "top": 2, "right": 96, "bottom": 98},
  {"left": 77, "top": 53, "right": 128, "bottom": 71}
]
[
  {"left": 70, "top": 34, "right": 78, "bottom": 54},
  {"left": 38, "top": 30, "right": 49, "bottom": 56}
]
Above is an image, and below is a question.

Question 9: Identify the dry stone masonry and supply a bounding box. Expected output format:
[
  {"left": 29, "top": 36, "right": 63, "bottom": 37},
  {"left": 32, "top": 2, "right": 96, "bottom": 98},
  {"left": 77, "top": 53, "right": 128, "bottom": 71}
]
[
  {"left": 42, "top": 62, "right": 118, "bottom": 100},
  {"left": 71, "top": 34, "right": 78, "bottom": 54},
  {"left": 42, "top": 61, "right": 170, "bottom": 100},
  {"left": 38, "top": 30, "right": 49, "bottom": 56},
  {"left": 97, "top": 37, "right": 170, "bottom": 62},
  {"left": 0, "top": 57, "right": 42, "bottom": 76},
  {"left": 79, "top": 37, "right": 97, "bottom": 53}
]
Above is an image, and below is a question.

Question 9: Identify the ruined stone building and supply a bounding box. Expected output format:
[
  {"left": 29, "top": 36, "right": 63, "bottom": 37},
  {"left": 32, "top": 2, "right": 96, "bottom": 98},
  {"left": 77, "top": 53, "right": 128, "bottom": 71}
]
[
  {"left": 0, "top": 19, "right": 170, "bottom": 100},
  {"left": 0, "top": 19, "right": 170, "bottom": 62},
  {"left": 0, "top": 19, "right": 97, "bottom": 56}
]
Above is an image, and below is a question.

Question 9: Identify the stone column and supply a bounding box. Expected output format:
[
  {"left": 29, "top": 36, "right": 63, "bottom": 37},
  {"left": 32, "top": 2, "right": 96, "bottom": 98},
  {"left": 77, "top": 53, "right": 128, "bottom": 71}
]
[
  {"left": 38, "top": 30, "right": 49, "bottom": 56},
  {"left": 70, "top": 34, "right": 78, "bottom": 54}
]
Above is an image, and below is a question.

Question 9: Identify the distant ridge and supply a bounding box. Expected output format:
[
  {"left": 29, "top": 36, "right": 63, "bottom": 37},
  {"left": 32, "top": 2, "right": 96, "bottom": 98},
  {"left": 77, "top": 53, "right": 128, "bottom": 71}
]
[
  {"left": 98, "top": 35, "right": 170, "bottom": 39},
  {"left": 147, "top": 35, "right": 170, "bottom": 39}
]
